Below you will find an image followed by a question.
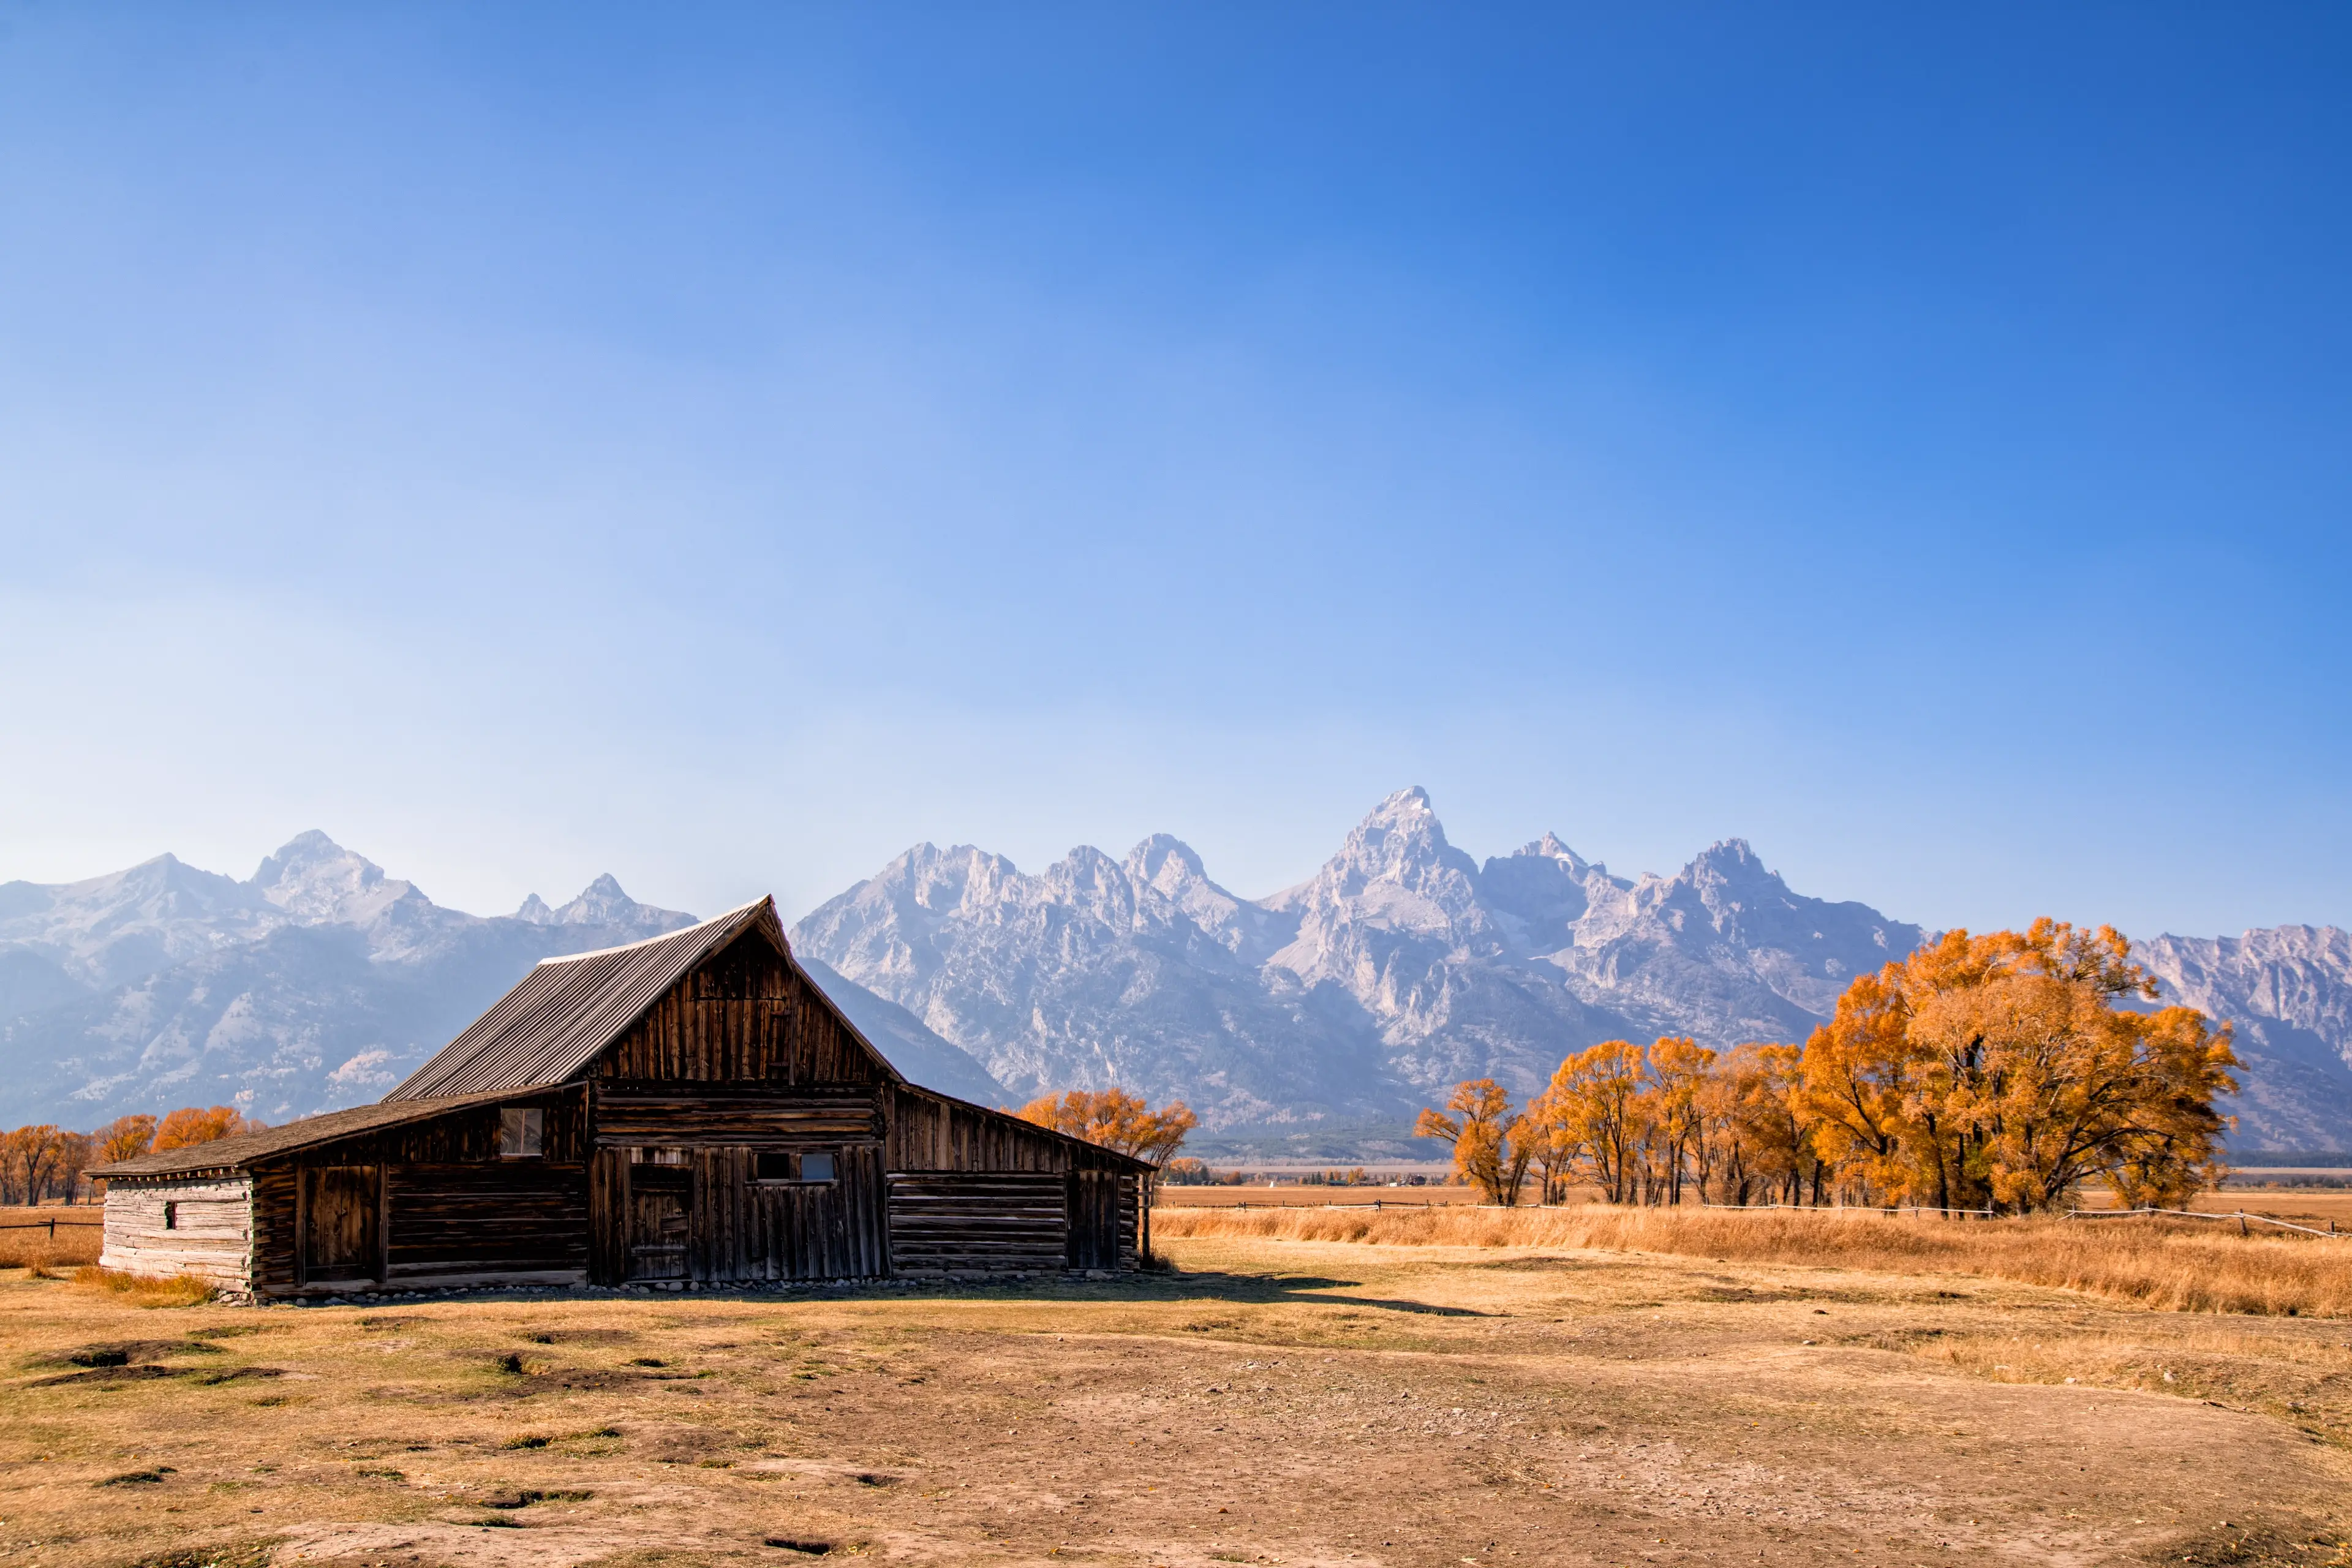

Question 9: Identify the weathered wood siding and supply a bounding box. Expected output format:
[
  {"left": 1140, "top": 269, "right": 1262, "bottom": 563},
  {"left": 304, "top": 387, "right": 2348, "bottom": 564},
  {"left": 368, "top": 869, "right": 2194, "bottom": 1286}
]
[
  {"left": 595, "top": 933, "right": 887, "bottom": 1086},
  {"left": 243, "top": 1089, "right": 587, "bottom": 1296},
  {"left": 594, "top": 1083, "right": 880, "bottom": 1144},
  {"left": 101, "top": 1175, "right": 255, "bottom": 1289},
  {"left": 388, "top": 1163, "right": 589, "bottom": 1287},
  {"left": 884, "top": 1086, "right": 1142, "bottom": 1273},
  {"left": 582, "top": 1087, "right": 888, "bottom": 1284},
  {"left": 887, "top": 1172, "right": 1066, "bottom": 1275}
]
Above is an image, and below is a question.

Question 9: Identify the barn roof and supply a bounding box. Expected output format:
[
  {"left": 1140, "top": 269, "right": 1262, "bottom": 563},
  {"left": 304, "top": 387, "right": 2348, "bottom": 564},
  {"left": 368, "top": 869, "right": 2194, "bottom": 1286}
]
[
  {"left": 384, "top": 898, "right": 803, "bottom": 1101},
  {"left": 89, "top": 1088, "right": 530, "bottom": 1178}
]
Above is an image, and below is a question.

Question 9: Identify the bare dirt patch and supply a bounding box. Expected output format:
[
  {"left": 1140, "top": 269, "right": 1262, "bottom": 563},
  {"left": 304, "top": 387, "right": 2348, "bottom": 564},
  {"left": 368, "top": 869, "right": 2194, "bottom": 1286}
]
[{"left": 1, "top": 1234, "right": 2346, "bottom": 1567}]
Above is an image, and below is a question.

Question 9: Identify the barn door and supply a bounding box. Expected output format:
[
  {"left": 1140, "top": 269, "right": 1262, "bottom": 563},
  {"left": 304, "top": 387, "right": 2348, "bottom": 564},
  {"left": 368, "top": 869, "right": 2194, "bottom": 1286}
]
[
  {"left": 1066, "top": 1169, "right": 1118, "bottom": 1270},
  {"left": 301, "top": 1166, "right": 380, "bottom": 1284},
  {"left": 627, "top": 1163, "right": 691, "bottom": 1280}
]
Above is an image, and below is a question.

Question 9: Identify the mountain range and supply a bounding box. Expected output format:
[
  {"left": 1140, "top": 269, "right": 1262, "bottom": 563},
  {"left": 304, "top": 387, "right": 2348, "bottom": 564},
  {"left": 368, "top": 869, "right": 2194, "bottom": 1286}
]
[
  {"left": 2, "top": 791, "right": 2346, "bottom": 1153},
  {"left": 0, "top": 831, "right": 1006, "bottom": 1125}
]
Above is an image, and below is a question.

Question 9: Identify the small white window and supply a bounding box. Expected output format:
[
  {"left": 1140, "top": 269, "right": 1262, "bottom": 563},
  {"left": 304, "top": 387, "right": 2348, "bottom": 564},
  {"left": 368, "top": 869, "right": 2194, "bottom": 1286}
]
[
  {"left": 799, "top": 1152, "right": 835, "bottom": 1183},
  {"left": 498, "top": 1107, "right": 544, "bottom": 1158}
]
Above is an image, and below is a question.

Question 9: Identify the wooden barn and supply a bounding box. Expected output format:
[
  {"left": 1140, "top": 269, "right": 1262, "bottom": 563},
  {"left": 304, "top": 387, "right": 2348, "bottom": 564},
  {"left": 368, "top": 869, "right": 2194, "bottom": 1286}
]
[{"left": 91, "top": 899, "right": 1151, "bottom": 1298}]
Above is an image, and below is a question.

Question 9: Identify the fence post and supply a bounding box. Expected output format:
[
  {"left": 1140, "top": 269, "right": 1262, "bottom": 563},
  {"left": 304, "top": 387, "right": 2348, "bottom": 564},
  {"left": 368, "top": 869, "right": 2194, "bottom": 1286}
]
[{"left": 2238, "top": 1210, "right": 2248, "bottom": 1237}]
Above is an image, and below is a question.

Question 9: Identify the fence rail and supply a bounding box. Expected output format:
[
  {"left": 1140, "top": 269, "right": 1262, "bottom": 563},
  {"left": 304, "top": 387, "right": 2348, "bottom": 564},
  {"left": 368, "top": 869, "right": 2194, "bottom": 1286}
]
[
  {"left": 1180, "top": 1199, "right": 1441, "bottom": 1212},
  {"left": 2062, "top": 1205, "right": 2341, "bottom": 1239},
  {"left": 1161, "top": 1198, "right": 2344, "bottom": 1237},
  {"left": 0, "top": 1218, "right": 104, "bottom": 1237},
  {"left": 1702, "top": 1199, "right": 2343, "bottom": 1238}
]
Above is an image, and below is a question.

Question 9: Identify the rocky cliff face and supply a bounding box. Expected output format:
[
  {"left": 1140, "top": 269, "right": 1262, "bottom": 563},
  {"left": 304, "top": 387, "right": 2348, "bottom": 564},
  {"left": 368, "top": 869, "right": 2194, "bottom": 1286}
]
[
  {"left": 8, "top": 799, "right": 2345, "bottom": 1150},
  {"left": 796, "top": 788, "right": 2352, "bottom": 1150},
  {"left": 2134, "top": 926, "right": 2352, "bottom": 1152},
  {"left": 0, "top": 835, "right": 1003, "bottom": 1125},
  {"left": 796, "top": 788, "right": 1928, "bottom": 1133}
]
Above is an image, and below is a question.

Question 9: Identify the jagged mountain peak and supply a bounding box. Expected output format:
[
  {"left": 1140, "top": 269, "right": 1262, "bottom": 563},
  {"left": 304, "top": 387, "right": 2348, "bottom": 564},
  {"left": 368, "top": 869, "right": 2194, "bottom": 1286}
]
[
  {"left": 1318, "top": 785, "right": 1480, "bottom": 889},
  {"left": 1124, "top": 832, "right": 1207, "bottom": 889},
  {"left": 516, "top": 874, "right": 694, "bottom": 938},
  {"left": 247, "top": 830, "right": 418, "bottom": 925}
]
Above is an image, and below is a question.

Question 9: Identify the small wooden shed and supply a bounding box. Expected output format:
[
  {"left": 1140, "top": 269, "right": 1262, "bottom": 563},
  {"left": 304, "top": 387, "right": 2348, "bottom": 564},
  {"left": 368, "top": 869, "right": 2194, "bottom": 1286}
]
[{"left": 92, "top": 898, "right": 1150, "bottom": 1298}]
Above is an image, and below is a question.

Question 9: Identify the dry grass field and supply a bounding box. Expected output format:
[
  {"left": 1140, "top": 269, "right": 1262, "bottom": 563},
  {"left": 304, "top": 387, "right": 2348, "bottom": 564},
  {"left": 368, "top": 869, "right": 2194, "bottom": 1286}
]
[
  {"left": 1155, "top": 1205, "right": 2352, "bottom": 1316},
  {"left": 1157, "top": 1185, "right": 2352, "bottom": 1227},
  {"left": 0, "top": 1205, "right": 104, "bottom": 1273},
  {"left": 5, "top": 1219, "right": 2352, "bottom": 1568}
]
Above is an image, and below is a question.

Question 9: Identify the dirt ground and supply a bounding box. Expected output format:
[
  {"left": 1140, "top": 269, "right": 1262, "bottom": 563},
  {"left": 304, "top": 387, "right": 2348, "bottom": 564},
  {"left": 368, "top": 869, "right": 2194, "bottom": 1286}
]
[{"left": 6, "top": 1235, "right": 2351, "bottom": 1568}]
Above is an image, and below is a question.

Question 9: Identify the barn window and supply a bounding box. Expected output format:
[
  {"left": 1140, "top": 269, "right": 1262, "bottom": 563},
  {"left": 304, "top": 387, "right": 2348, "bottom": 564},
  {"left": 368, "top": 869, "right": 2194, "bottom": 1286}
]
[
  {"left": 629, "top": 1147, "right": 688, "bottom": 1166},
  {"left": 752, "top": 1152, "right": 835, "bottom": 1183},
  {"left": 498, "top": 1107, "right": 543, "bottom": 1158},
  {"left": 163, "top": 1201, "right": 178, "bottom": 1230}
]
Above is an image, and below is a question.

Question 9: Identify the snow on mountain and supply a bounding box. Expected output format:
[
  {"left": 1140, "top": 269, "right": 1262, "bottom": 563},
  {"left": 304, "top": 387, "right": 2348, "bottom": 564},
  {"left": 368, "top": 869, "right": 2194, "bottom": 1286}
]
[
  {"left": 515, "top": 873, "right": 696, "bottom": 941},
  {"left": 2135, "top": 926, "right": 2352, "bottom": 1152},
  {"left": 796, "top": 787, "right": 2349, "bottom": 1150},
  {"left": 8, "top": 802, "right": 2346, "bottom": 1151},
  {"left": 0, "top": 853, "right": 281, "bottom": 989},
  {"left": 791, "top": 839, "right": 1401, "bottom": 1128},
  {"left": 0, "top": 834, "right": 997, "bottom": 1126},
  {"left": 794, "top": 787, "right": 1929, "bottom": 1134}
]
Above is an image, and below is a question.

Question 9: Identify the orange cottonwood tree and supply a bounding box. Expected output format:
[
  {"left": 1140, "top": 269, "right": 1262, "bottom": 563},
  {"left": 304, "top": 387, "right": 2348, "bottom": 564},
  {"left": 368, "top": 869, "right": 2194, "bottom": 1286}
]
[
  {"left": 1414, "top": 1079, "right": 1534, "bottom": 1205},
  {"left": 1708, "top": 1042, "right": 1814, "bottom": 1205},
  {"left": 1801, "top": 920, "right": 2237, "bottom": 1213},
  {"left": 1018, "top": 1087, "right": 1198, "bottom": 1173},
  {"left": 1521, "top": 1084, "right": 1583, "bottom": 1205},
  {"left": 1646, "top": 1036, "right": 1715, "bottom": 1205},
  {"left": 151, "top": 1106, "right": 266, "bottom": 1152},
  {"left": 1542, "top": 1041, "right": 1651, "bottom": 1204},
  {"left": 96, "top": 1114, "right": 159, "bottom": 1164}
]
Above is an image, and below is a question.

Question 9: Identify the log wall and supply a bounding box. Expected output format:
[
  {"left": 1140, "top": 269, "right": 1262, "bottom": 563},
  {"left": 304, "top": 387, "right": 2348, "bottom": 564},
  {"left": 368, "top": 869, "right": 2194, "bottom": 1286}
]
[
  {"left": 100, "top": 1175, "right": 255, "bottom": 1289},
  {"left": 885, "top": 1085, "right": 1142, "bottom": 1272},
  {"left": 886, "top": 1172, "right": 1066, "bottom": 1275}
]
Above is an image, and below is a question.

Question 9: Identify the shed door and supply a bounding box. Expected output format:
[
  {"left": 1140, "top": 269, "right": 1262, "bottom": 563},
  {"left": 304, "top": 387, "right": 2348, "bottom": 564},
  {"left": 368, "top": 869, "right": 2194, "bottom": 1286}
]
[
  {"left": 1066, "top": 1169, "right": 1120, "bottom": 1270},
  {"left": 302, "top": 1166, "right": 380, "bottom": 1283},
  {"left": 627, "top": 1164, "right": 691, "bottom": 1280}
]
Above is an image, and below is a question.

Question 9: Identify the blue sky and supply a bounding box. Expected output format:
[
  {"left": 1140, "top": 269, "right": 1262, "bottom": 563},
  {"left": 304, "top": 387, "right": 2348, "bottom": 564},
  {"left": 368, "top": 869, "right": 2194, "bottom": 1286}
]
[{"left": 2, "top": 3, "right": 2347, "bottom": 937}]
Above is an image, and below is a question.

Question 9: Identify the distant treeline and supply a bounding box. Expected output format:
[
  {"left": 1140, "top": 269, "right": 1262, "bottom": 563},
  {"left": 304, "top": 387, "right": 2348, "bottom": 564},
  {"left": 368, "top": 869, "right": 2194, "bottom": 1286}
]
[
  {"left": 1417, "top": 921, "right": 2241, "bottom": 1215},
  {"left": 1, "top": 1107, "right": 266, "bottom": 1204}
]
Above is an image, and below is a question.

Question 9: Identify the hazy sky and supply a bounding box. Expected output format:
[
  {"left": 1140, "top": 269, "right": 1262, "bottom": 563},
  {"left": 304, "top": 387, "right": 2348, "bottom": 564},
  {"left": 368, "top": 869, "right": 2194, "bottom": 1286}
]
[{"left": 2, "top": 4, "right": 2348, "bottom": 938}]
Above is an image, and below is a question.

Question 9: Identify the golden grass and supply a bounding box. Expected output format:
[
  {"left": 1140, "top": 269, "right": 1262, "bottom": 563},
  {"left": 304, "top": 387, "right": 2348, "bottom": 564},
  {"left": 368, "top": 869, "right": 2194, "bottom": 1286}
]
[
  {"left": 0, "top": 1208, "right": 102, "bottom": 1272},
  {"left": 70, "top": 1265, "right": 217, "bottom": 1307},
  {"left": 6, "top": 1236, "right": 2350, "bottom": 1566},
  {"left": 1154, "top": 1201, "right": 2352, "bottom": 1316}
]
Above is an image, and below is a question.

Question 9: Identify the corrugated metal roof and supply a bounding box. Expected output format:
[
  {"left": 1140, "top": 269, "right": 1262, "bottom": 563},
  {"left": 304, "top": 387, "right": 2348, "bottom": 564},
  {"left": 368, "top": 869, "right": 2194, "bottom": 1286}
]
[
  {"left": 385, "top": 898, "right": 782, "bottom": 1101},
  {"left": 89, "top": 1088, "right": 527, "bottom": 1178}
]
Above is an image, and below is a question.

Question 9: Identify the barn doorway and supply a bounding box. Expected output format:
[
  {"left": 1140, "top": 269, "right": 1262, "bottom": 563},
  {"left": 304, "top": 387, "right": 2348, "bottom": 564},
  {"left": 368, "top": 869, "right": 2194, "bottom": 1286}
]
[
  {"left": 1066, "top": 1169, "right": 1120, "bottom": 1270},
  {"left": 301, "top": 1165, "right": 380, "bottom": 1285},
  {"left": 627, "top": 1159, "right": 692, "bottom": 1280}
]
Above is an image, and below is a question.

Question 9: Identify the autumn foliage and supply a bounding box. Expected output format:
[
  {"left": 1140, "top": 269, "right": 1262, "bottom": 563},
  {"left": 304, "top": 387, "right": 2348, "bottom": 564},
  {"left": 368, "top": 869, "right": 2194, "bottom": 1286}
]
[
  {"left": 1413, "top": 1080, "right": 1535, "bottom": 1204},
  {"left": 1017, "top": 1088, "right": 1198, "bottom": 1167},
  {"left": 1416, "top": 920, "right": 2241, "bottom": 1215},
  {"left": 151, "top": 1105, "right": 266, "bottom": 1152},
  {"left": 0, "top": 1106, "right": 269, "bottom": 1205}
]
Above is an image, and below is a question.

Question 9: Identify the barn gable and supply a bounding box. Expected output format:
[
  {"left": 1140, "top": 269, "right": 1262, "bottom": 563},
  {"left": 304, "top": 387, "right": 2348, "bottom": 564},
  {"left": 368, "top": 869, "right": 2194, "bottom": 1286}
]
[{"left": 387, "top": 897, "right": 905, "bottom": 1099}]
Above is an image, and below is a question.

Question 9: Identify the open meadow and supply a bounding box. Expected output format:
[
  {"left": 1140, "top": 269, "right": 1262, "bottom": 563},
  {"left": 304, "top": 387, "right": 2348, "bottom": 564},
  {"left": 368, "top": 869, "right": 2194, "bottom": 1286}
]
[{"left": 4, "top": 1212, "right": 2351, "bottom": 1568}]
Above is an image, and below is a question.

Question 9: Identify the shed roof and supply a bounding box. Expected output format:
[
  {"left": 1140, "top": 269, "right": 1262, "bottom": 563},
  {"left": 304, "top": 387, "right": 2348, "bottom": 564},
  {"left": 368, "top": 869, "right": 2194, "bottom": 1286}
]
[
  {"left": 89, "top": 1088, "right": 530, "bottom": 1178},
  {"left": 384, "top": 898, "right": 795, "bottom": 1101}
]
